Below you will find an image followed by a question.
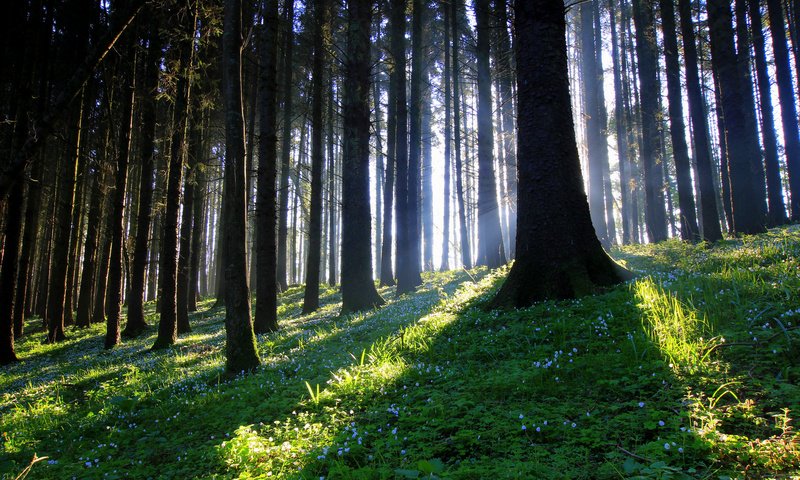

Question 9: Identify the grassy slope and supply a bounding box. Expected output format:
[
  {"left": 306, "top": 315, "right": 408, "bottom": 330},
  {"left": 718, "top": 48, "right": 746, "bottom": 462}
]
[{"left": 2, "top": 227, "right": 800, "bottom": 479}]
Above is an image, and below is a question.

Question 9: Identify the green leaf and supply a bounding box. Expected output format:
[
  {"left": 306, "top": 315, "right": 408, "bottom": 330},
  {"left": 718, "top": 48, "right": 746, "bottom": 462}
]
[{"left": 394, "top": 469, "right": 421, "bottom": 478}]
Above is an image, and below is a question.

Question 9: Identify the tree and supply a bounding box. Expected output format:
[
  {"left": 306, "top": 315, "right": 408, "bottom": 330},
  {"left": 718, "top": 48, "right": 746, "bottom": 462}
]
[
  {"left": 124, "top": 16, "right": 161, "bottom": 338},
  {"left": 677, "top": 0, "right": 722, "bottom": 242},
  {"left": 490, "top": 0, "right": 629, "bottom": 308},
  {"left": 707, "top": 0, "right": 766, "bottom": 234},
  {"left": 153, "top": 7, "right": 196, "bottom": 350},
  {"left": 452, "top": 0, "right": 470, "bottom": 269},
  {"left": 276, "top": 0, "right": 295, "bottom": 292},
  {"left": 440, "top": 0, "right": 452, "bottom": 271},
  {"left": 748, "top": 0, "right": 788, "bottom": 226},
  {"left": 766, "top": 0, "right": 800, "bottom": 221},
  {"left": 475, "top": 0, "right": 506, "bottom": 268},
  {"left": 303, "top": 0, "right": 329, "bottom": 314},
  {"left": 494, "top": 0, "right": 516, "bottom": 255},
  {"left": 631, "top": 0, "right": 668, "bottom": 243},
  {"left": 105, "top": 35, "right": 136, "bottom": 350},
  {"left": 659, "top": 0, "right": 700, "bottom": 241},
  {"left": 256, "top": 0, "right": 280, "bottom": 334},
  {"left": 340, "top": 0, "right": 385, "bottom": 313},
  {"left": 579, "top": 1, "right": 610, "bottom": 245},
  {"left": 222, "top": 0, "right": 260, "bottom": 373}
]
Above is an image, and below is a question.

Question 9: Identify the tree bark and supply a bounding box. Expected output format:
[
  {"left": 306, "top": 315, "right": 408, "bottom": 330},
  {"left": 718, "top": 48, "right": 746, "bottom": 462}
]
[
  {"left": 766, "top": 0, "right": 800, "bottom": 221},
  {"left": 255, "top": 0, "right": 280, "bottom": 334},
  {"left": 632, "top": 0, "right": 668, "bottom": 243},
  {"left": 748, "top": 0, "right": 788, "bottom": 226},
  {"left": 475, "top": 0, "right": 506, "bottom": 268},
  {"left": 340, "top": 0, "right": 384, "bottom": 313},
  {"left": 276, "top": 0, "right": 295, "bottom": 292},
  {"left": 222, "top": 0, "right": 260, "bottom": 373},
  {"left": 659, "top": 0, "right": 700, "bottom": 241},
  {"left": 707, "top": 0, "right": 766, "bottom": 234},
  {"left": 452, "top": 0, "right": 471, "bottom": 269},
  {"left": 491, "top": 0, "right": 628, "bottom": 309}
]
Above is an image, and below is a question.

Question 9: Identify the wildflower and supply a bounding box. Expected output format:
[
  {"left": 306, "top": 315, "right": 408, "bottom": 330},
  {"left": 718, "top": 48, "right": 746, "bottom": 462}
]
[
  {"left": 658, "top": 420, "right": 665, "bottom": 426},
  {"left": 638, "top": 402, "right": 645, "bottom": 408},
  {"left": 522, "top": 425, "right": 527, "bottom": 431},
  {"left": 664, "top": 443, "right": 671, "bottom": 450}
]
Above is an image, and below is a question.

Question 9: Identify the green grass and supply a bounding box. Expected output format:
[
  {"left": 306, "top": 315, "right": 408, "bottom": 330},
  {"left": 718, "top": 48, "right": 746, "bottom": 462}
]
[{"left": 2, "top": 226, "right": 800, "bottom": 479}]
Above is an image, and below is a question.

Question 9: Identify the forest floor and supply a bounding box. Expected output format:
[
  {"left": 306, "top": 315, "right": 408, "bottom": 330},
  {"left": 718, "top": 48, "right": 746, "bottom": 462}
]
[{"left": 2, "top": 227, "right": 800, "bottom": 479}]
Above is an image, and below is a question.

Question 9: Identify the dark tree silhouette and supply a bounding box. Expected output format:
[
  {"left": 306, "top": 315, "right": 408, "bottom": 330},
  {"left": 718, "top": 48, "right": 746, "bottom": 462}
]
[
  {"left": 222, "top": 0, "right": 260, "bottom": 373},
  {"left": 490, "top": 0, "right": 629, "bottom": 309},
  {"left": 340, "top": 0, "right": 385, "bottom": 313}
]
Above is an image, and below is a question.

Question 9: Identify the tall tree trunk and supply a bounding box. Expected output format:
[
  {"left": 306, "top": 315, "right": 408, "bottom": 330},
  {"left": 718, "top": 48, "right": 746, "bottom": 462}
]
[
  {"left": 153, "top": 7, "right": 195, "bottom": 349},
  {"left": 766, "top": 0, "right": 800, "bottom": 221},
  {"left": 491, "top": 0, "right": 628, "bottom": 309},
  {"left": 303, "top": 0, "right": 328, "bottom": 313},
  {"left": 222, "top": 0, "right": 260, "bottom": 373},
  {"left": 188, "top": 119, "right": 206, "bottom": 311},
  {"left": 475, "top": 0, "right": 506, "bottom": 268},
  {"left": 441, "top": 0, "right": 452, "bottom": 270},
  {"left": 580, "top": 1, "right": 610, "bottom": 245},
  {"left": 396, "top": 0, "right": 423, "bottom": 294},
  {"left": 593, "top": 3, "right": 616, "bottom": 245},
  {"left": 677, "top": 0, "right": 722, "bottom": 241},
  {"left": 494, "top": 0, "right": 516, "bottom": 256},
  {"left": 421, "top": 66, "right": 434, "bottom": 272},
  {"left": 660, "top": 0, "right": 700, "bottom": 241},
  {"left": 276, "top": 0, "right": 295, "bottom": 292},
  {"left": 452, "top": 0, "right": 471, "bottom": 269},
  {"left": 748, "top": 0, "right": 788, "bottom": 226},
  {"left": 105, "top": 45, "right": 136, "bottom": 350},
  {"left": 176, "top": 120, "right": 199, "bottom": 334},
  {"left": 380, "top": 62, "right": 396, "bottom": 286},
  {"left": 340, "top": 0, "right": 384, "bottom": 313},
  {"left": 632, "top": 0, "right": 668, "bottom": 242},
  {"left": 255, "top": 0, "right": 280, "bottom": 334},
  {"left": 47, "top": 89, "right": 85, "bottom": 342},
  {"left": 609, "top": 0, "right": 632, "bottom": 245},
  {"left": 124, "top": 17, "right": 161, "bottom": 336},
  {"left": 327, "top": 79, "right": 338, "bottom": 285},
  {"left": 707, "top": 0, "right": 766, "bottom": 234},
  {"left": 373, "top": 67, "right": 384, "bottom": 279}
]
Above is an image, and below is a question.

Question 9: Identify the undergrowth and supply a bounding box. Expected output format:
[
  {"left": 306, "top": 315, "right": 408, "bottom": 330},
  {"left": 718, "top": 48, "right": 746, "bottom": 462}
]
[{"left": 2, "top": 226, "right": 800, "bottom": 479}]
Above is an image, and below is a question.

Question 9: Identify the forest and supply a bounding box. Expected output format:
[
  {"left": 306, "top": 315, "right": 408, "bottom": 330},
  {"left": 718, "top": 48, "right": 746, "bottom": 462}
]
[{"left": 1, "top": 0, "right": 800, "bottom": 478}]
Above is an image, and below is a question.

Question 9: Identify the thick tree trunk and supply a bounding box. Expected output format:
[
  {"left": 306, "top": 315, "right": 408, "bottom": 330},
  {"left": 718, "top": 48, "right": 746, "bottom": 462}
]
[
  {"left": 222, "top": 0, "right": 260, "bottom": 373},
  {"left": 491, "top": 0, "right": 628, "bottom": 309},
  {"left": 707, "top": 0, "right": 766, "bottom": 234},
  {"left": 255, "top": 0, "right": 280, "bottom": 334},
  {"left": 766, "top": 0, "right": 800, "bottom": 221},
  {"left": 748, "top": 0, "right": 788, "bottom": 226},
  {"left": 632, "top": 0, "right": 668, "bottom": 242},
  {"left": 659, "top": 0, "right": 700, "bottom": 241},
  {"left": 0, "top": 181, "right": 22, "bottom": 363},
  {"left": 340, "top": 0, "right": 384, "bottom": 313},
  {"left": 475, "top": 0, "right": 506, "bottom": 268}
]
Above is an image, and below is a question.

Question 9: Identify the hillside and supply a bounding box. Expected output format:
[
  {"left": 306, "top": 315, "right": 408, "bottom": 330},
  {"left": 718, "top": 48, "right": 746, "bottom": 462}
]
[{"left": 2, "top": 227, "right": 800, "bottom": 479}]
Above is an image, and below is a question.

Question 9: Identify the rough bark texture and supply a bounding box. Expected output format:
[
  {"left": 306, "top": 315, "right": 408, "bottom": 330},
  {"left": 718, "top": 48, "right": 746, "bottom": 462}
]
[
  {"left": 255, "top": 0, "right": 280, "bottom": 334},
  {"left": 677, "top": 0, "right": 722, "bottom": 242},
  {"left": 475, "top": 0, "right": 506, "bottom": 268},
  {"left": 222, "top": 0, "right": 260, "bottom": 373},
  {"left": 707, "top": 0, "right": 766, "bottom": 234},
  {"left": 659, "top": 0, "right": 700, "bottom": 241},
  {"left": 340, "top": 0, "right": 385, "bottom": 314},
  {"left": 491, "top": 0, "right": 628, "bottom": 309}
]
